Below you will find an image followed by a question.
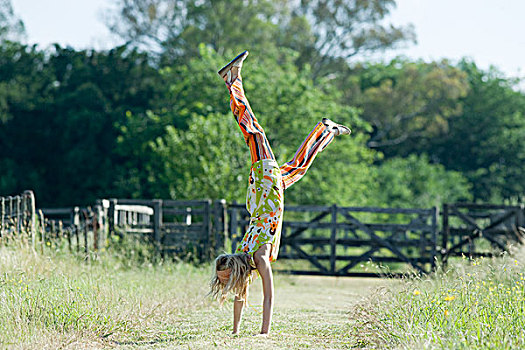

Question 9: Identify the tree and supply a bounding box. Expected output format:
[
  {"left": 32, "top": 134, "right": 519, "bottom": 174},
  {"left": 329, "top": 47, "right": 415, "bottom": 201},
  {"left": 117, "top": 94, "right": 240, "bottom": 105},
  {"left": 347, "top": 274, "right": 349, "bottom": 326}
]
[
  {"left": 105, "top": 0, "right": 415, "bottom": 76},
  {"left": 427, "top": 61, "right": 525, "bottom": 201},
  {"left": 105, "top": 0, "right": 284, "bottom": 61},
  {"left": 375, "top": 154, "right": 472, "bottom": 208},
  {"left": 0, "top": 0, "right": 25, "bottom": 42},
  {"left": 0, "top": 44, "right": 165, "bottom": 206},
  {"left": 142, "top": 47, "right": 468, "bottom": 208},
  {"left": 128, "top": 46, "right": 379, "bottom": 205},
  {"left": 284, "top": 0, "right": 415, "bottom": 78},
  {"left": 346, "top": 59, "right": 469, "bottom": 155},
  {"left": 151, "top": 112, "right": 249, "bottom": 201}
]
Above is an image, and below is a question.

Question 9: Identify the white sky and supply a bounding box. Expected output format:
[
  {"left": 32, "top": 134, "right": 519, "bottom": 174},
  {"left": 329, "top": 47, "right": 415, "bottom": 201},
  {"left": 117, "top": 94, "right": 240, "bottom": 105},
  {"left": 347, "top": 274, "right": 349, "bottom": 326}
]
[{"left": 10, "top": 0, "right": 525, "bottom": 83}]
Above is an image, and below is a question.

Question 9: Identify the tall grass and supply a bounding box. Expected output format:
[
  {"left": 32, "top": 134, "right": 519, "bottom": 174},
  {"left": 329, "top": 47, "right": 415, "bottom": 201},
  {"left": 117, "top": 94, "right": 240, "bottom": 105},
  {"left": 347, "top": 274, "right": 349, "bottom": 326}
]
[
  {"left": 0, "top": 244, "right": 211, "bottom": 348},
  {"left": 5, "top": 230, "right": 525, "bottom": 349},
  {"left": 0, "top": 238, "right": 389, "bottom": 349},
  {"left": 352, "top": 247, "right": 525, "bottom": 349}
]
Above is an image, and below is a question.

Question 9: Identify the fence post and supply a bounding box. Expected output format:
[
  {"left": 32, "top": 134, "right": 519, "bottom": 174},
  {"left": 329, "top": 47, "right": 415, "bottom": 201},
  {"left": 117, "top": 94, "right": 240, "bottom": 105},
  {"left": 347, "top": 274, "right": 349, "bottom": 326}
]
[
  {"left": 7, "top": 196, "right": 13, "bottom": 241},
  {"left": 203, "top": 200, "right": 212, "bottom": 260},
  {"left": 22, "top": 194, "right": 27, "bottom": 235},
  {"left": 431, "top": 206, "right": 439, "bottom": 270},
  {"left": 67, "top": 226, "right": 72, "bottom": 251},
  {"left": 59, "top": 221, "right": 63, "bottom": 240},
  {"left": 330, "top": 204, "right": 337, "bottom": 275},
  {"left": 24, "top": 191, "right": 36, "bottom": 250},
  {"left": 72, "top": 207, "right": 80, "bottom": 253},
  {"left": 518, "top": 204, "right": 525, "bottom": 228},
  {"left": 213, "top": 199, "right": 227, "bottom": 255},
  {"left": 153, "top": 199, "right": 163, "bottom": 251},
  {"left": 16, "top": 195, "right": 21, "bottom": 236},
  {"left": 108, "top": 199, "right": 117, "bottom": 237},
  {"left": 98, "top": 199, "right": 109, "bottom": 248},
  {"left": 1, "top": 197, "right": 5, "bottom": 240},
  {"left": 38, "top": 209, "right": 45, "bottom": 254},
  {"left": 93, "top": 208, "right": 99, "bottom": 251},
  {"left": 83, "top": 209, "right": 89, "bottom": 257},
  {"left": 230, "top": 201, "right": 238, "bottom": 254},
  {"left": 442, "top": 204, "right": 449, "bottom": 266}
]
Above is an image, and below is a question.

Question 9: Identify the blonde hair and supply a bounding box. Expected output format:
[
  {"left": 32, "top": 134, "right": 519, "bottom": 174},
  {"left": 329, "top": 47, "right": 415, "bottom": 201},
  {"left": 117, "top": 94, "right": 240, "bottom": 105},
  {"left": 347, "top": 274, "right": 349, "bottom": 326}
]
[{"left": 209, "top": 253, "right": 253, "bottom": 305}]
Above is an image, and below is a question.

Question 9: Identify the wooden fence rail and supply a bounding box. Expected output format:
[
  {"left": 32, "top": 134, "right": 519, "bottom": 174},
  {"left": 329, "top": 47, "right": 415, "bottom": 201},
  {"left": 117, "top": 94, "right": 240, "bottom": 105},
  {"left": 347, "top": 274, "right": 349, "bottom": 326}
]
[
  {"left": 106, "top": 198, "right": 214, "bottom": 259},
  {"left": 3, "top": 190, "right": 525, "bottom": 277},
  {"left": 226, "top": 203, "right": 439, "bottom": 276},
  {"left": 441, "top": 203, "right": 525, "bottom": 265},
  {"left": 40, "top": 205, "right": 102, "bottom": 254}
]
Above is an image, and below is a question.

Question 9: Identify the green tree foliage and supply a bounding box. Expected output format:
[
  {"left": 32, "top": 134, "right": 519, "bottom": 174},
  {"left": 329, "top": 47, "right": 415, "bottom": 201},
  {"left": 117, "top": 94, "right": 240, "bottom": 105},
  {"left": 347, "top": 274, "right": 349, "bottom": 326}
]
[
  {"left": 105, "top": 0, "right": 285, "bottom": 60},
  {"left": 0, "top": 39, "right": 477, "bottom": 208},
  {"left": 346, "top": 58, "right": 525, "bottom": 202},
  {"left": 286, "top": 0, "right": 415, "bottom": 78},
  {"left": 427, "top": 61, "right": 525, "bottom": 201},
  {"left": 346, "top": 59, "right": 469, "bottom": 154},
  {"left": 0, "top": 0, "right": 25, "bottom": 42},
  {"left": 133, "top": 47, "right": 467, "bottom": 209},
  {"left": 0, "top": 44, "right": 165, "bottom": 205},
  {"left": 375, "top": 154, "right": 472, "bottom": 208},
  {"left": 130, "top": 46, "right": 378, "bottom": 205},
  {"left": 106, "top": 0, "right": 415, "bottom": 75},
  {"left": 151, "top": 113, "right": 249, "bottom": 202}
]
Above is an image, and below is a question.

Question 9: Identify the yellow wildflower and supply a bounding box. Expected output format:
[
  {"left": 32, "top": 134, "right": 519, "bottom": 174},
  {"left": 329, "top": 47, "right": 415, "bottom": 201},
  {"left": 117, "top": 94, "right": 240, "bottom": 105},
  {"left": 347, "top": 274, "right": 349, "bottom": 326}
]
[
  {"left": 413, "top": 290, "right": 421, "bottom": 296},
  {"left": 444, "top": 295, "right": 456, "bottom": 301}
]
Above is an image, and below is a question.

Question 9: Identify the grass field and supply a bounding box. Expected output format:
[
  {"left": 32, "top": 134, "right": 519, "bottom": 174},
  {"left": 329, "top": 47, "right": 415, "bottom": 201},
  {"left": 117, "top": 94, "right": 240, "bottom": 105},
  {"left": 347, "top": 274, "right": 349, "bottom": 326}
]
[
  {"left": 351, "top": 248, "right": 525, "bottom": 349},
  {"left": 2, "top": 241, "right": 525, "bottom": 349},
  {"left": 0, "top": 244, "right": 391, "bottom": 349}
]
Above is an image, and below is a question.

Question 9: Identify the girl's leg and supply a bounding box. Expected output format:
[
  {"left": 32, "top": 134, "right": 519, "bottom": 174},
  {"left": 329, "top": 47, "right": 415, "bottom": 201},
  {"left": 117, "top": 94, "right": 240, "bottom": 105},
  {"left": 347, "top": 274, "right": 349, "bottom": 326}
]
[
  {"left": 220, "top": 51, "right": 275, "bottom": 164},
  {"left": 280, "top": 118, "right": 350, "bottom": 189},
  {"left": 228, "top": 77, "right": 275, "bottom": 164}
]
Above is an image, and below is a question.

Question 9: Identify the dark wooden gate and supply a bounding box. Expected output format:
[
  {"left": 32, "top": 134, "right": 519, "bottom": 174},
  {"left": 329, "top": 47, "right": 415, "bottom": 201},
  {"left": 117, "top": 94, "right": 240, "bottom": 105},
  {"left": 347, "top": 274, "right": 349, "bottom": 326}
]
[
  {"left": 107, "top": 198, "right": 213, "bottom": 259},
  {"left": 160, "top": 200, "right": 212, "bottom": 259},
  {"left": 441, "top": 203, "right": 525, "bottom": 263},
  {"left": 227, "top": 203, "right": 439, "bottom": 276}
]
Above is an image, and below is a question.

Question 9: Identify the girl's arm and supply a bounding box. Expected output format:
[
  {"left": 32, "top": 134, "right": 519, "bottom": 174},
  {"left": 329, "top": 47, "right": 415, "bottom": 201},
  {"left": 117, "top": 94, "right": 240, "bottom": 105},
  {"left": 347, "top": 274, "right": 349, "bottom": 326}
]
[
  {"left": 233, "top": 294, "right": 245, "bottom": 334},
  {"left": 254, "top": 244, "right": 274, "bottom": 335}
]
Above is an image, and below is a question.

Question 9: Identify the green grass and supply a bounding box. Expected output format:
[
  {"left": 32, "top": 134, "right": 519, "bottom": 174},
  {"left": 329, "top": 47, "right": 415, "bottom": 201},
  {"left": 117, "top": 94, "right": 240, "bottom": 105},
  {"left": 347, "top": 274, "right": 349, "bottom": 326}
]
[
  {"left": 351, "top": 247, "right": 525, "bottom": 349},
  {"left": 3, "top": 238, "right": 525, "bottom": 349},
  {"left": 0, "top": 243, "right": 388, "bottom": 349}
]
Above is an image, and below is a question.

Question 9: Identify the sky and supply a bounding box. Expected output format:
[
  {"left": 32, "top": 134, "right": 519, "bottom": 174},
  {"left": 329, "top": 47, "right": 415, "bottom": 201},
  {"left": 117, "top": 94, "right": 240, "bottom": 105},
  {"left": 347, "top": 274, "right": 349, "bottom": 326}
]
[{"left": 10, "top": 0, "right": 525, "bottom": 84}]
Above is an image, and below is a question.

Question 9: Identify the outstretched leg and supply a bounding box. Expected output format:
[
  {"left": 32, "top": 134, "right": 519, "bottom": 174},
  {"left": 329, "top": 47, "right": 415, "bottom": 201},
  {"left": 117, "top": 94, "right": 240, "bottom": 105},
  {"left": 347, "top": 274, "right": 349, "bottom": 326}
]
[
  {"left": 219, "top": 51, "right": 275, "bottom": 164},
  {"left": 280, "top": 118, "right": 351, "bottom": 190}
]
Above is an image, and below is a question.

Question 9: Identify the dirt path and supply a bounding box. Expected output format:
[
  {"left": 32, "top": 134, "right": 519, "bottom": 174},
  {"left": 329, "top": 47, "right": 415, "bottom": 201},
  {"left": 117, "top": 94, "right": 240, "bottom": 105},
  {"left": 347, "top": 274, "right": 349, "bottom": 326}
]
[
  {"left": 273, "top": 275, "right": 395, "bottom": 311},
  {"left": 156, "top": 275, "right": 396, "bottom": 350}
]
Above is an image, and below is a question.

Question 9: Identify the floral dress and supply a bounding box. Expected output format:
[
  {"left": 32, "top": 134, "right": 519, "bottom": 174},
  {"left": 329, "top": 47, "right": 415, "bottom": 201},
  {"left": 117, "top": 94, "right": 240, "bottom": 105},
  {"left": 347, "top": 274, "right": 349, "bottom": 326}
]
[{"left": 235, "top": 159, "right": 284, "bottom": 267}]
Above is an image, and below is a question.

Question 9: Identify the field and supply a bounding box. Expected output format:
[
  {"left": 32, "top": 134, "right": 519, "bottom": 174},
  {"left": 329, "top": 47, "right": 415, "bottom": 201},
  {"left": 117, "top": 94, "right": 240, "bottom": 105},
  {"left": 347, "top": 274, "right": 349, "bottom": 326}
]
[
  {"left": 0, "top": 244, "right": 390, "bottom": 349},
  {"left": 2, "top": 241, "right": 525, "bottom": 349}
]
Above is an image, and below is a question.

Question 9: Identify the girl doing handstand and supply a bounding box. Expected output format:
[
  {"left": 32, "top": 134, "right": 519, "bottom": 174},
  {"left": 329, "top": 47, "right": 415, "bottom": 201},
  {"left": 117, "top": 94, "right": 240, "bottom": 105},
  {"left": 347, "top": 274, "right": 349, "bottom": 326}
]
[{"left": 210, "top": 51, "right": 351, "bottom": 336}]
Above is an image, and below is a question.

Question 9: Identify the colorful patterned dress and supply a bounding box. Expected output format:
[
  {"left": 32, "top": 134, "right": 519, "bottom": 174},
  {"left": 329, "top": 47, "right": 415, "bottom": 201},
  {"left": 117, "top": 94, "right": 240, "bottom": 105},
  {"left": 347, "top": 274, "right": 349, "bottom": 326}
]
[
  {"left": 236, "top": 159, "right": 284, "bottom": 266},
  {"left": 227, "top": 75, "right": 335, "bottom": 267}
]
